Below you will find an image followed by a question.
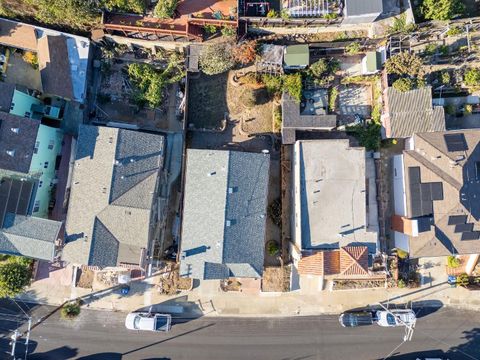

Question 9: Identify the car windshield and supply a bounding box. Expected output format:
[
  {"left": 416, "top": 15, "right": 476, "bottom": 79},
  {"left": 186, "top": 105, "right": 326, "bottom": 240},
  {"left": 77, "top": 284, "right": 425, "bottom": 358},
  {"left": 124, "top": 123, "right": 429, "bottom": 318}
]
[
  {"left": 155, "top": 316, "right": 168, "bottom": 330},
  {"left": 386, "top": 314, "right": 397, "bottom": 326},
  {"left": 133, "top": 315, "right": 141, "bottom": 329}
]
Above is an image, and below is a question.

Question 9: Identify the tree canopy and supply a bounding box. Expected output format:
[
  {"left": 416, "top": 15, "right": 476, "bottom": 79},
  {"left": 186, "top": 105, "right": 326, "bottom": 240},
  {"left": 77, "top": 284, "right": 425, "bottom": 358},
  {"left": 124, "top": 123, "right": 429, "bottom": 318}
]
[
  {"left": 464, "top": 68, "right": 480, "bottom": 87},
  {"left": 385, "top": 52, "right": 424, "bottom": 77},
  {"left": 102, "top": 0, "right": 145, "bottom": 14},
  {"left": 127, "top": 53, "right": 184, "bottom": 108},
  {"left": 0, "top": 261, "right": 32, "bottom": 298},
  {"left": 154, "top": 0, "right": 178, "bottom": 19},
  {"left": 421, "top": 0, "right": 465, "bottom": 20}
]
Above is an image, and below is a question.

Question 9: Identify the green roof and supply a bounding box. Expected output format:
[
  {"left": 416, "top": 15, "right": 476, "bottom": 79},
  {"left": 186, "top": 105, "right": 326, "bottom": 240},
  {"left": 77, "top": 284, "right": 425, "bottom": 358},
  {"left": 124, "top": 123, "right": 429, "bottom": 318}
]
[
  {"left": 365, "top": 51, "right": 381, "bottom": 73},
  {"left": 284, "top": 45, "right": 309, "bottom": 67}
]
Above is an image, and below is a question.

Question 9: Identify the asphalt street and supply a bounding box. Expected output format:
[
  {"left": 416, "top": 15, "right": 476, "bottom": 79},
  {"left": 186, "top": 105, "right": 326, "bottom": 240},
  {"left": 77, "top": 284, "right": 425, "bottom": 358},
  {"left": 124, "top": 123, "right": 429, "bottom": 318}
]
[{"left": 1, "top": 303, "right": 480, "bottom": 360}]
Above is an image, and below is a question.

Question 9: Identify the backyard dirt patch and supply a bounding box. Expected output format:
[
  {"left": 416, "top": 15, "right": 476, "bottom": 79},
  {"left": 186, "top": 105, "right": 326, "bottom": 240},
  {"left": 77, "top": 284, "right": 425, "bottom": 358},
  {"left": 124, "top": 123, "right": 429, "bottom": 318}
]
[
  {"left": 188, "top": 71, "right": 274, "bottom": 133},
  {"left": 157, "top": 263, "right": 192, "bottom": 295},
  {"left": 77, "top": 268, "right": 94, "bottom": 289},
  {"left": 262, "top": 266, "right": 291, "bottom": 292},
  {"left": 333, "top": 279, "right": 386, "bottom": 290}
]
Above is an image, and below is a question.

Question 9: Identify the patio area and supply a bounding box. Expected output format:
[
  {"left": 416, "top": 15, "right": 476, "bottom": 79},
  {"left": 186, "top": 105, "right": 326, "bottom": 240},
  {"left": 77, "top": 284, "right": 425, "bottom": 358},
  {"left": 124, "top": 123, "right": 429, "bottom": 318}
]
[{"left": 3, "top": 50, "right": 42, "bottom": 91}]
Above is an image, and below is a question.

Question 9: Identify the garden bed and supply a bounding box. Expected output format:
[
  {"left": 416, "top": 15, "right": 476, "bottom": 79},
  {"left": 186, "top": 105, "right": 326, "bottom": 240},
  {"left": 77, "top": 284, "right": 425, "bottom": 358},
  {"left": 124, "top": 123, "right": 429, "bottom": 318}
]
[
  {"left": 333, "top": 279, "right": 386, "bottom": 290},
  {"left": 262, "top": 266, "right": 291, "bottom": 292}
]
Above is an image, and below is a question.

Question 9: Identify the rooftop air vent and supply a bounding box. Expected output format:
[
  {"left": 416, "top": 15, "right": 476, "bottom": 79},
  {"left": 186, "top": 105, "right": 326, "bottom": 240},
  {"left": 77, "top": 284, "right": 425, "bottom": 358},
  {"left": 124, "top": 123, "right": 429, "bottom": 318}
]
[
  {"left": 207, "top": 171, "right": 216, "bottom": 176},
  {"left": 6, "top": 150, "right": 15, "bottom": 157},
  {"left": 10, "top": 128, "right": 19, "bottom": 134}
]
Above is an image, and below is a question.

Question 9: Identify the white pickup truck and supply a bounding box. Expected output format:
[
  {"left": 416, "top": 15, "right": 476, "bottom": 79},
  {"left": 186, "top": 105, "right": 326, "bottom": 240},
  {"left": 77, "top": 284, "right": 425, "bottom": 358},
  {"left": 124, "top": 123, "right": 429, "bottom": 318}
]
[{"left": 125, "top": 312, "right": 172, "bottom": 332}]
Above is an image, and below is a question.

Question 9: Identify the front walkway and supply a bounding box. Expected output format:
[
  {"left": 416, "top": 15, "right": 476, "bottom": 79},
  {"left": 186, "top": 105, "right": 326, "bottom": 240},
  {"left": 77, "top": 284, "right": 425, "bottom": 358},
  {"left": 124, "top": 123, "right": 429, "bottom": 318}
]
[{"left": 19, "top": 271, "right": 480, "bottom": 317}]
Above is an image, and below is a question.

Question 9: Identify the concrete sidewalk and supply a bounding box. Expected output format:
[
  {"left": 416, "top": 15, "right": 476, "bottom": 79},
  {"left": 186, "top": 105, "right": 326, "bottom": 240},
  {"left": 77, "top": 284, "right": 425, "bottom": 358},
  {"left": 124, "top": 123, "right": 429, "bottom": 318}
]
[{"left": 18, "top": 274, "right": 480, "bottom": 317}]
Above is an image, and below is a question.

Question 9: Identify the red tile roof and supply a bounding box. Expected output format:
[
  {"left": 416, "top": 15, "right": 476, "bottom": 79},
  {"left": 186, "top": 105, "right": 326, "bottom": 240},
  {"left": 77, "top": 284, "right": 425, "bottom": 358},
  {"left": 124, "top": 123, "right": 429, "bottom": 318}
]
[
  {"left": 340, "top": 246, "right": 369, "bottom": 276},
  {"left": 297, "top": 246, "right": 369, "bottom": 277}
]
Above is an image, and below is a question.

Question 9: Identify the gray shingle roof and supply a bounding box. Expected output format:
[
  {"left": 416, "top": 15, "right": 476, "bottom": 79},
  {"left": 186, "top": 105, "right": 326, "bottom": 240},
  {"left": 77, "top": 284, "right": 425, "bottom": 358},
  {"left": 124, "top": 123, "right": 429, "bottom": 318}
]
[
  {"left": 0, "top": 213, "right": 60, "bottom": 261},
  {"left": 0, "top": 112, "right": 39, "bottom": 174},
  {"left": 180, "top": 149, "right": 270, "bottom": 280},
  {"left": 282, "top": 92, "right": 336, "bottom": 145},
  {"left": 345, "top": 0, "right": 383, "bottom": 17},
  {"left": 63, "top": 125, "right": 164, "bottom": 267},
  {"left": 386, "top": 87, "right": 445, "bottom": 138}
]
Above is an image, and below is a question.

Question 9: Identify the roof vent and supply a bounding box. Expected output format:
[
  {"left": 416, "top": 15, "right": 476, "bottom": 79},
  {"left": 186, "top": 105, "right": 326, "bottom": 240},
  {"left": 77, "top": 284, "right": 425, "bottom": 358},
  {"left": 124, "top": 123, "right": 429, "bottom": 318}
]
[
  {"left": 226, "top": 220, "right": 231, "bottom": 227},
  {"left": 120, "top": 175, "right": 125, "bottom": 180},
  {"left": 130, "top": 158, "right": 135, "bottom": 163},
  {"left": 10, "top": 128, "right": 19, "bottom": 134},
  {"left": 228, "top": 187, "right": 234, "bottom": 194},
  {"left": 114, "top": 160, "right": 120, "bottom": 165},
  {"left": 207, "top": 171, "right": 216, "bottom": 176},
  {"left": 6, "top": 150, "right": 15, "bottom": 157}
]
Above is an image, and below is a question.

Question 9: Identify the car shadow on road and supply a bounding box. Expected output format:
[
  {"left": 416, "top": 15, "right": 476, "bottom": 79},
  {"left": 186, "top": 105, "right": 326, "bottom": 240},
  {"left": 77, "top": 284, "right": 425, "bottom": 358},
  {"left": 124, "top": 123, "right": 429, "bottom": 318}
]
[
  {"left": 345, "top": 299, "right": 444, "bottom": 319},
  {"left": 134, "top": 295, "right": 205, "bottom": 325}
]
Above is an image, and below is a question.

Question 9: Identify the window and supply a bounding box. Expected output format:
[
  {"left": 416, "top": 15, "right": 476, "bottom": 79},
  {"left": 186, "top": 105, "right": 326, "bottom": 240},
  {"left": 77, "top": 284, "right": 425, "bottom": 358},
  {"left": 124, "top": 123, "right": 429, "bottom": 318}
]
[
  {"left": 33, "top": 200, "right": 40, "bottom": 212},
  {"left": 48, "top": 140, "right": 54, "bottom": 150},
  {"left": 43, "top": 161, "right": 49, "bottom": 169},
  {"left": 34, "top": 141, "right": 39, "bottom": 154}
]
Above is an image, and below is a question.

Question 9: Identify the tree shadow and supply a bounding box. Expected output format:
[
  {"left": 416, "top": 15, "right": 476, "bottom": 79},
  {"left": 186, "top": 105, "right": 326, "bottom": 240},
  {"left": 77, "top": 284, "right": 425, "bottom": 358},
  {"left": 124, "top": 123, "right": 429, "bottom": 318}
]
[
  {"left": 377, "top": 327, "right": 480, "bottom": 360},
  {"left": 133, "top": 295, "right": 205, "bottom": 324}
]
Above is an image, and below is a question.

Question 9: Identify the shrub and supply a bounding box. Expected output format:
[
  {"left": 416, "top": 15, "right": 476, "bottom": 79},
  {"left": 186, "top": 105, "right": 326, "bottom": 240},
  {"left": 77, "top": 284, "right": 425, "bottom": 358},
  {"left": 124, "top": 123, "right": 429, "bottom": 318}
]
[
  {"left": 447, "top": 255, "right": 461, "bottom": 268},
  {"left": 153, "top": 0, "right": 178, "bottom": 19},
  {"left": 389, "top": 13, "right": 416, "bottom": 34},
  {"left": 262, "top": 74, "right": 283, "bottom": 95},
  {"left": 127, "top": 54, "right": 184, "bottom": 108},
  {"left": 424, "top": 43, "right": 437, "bottom": 55},
  {"left": 422, "top": 0, "right": 465, "bottom": 20},
  {"left": 438, "top": 45, "right": 449, "bottom": 56},
  {"left": 232, "top": 40, "right": 257, "bottom": 65},
  {"left": 221, "top": 26, "right": 236, "bottom": 37},
  {"left": 266, "top": 9, "right": 278, "bottom": 18},
  {"left": 441, "top": 71, "right": 451, "bottom": 85},
  {"left": 445, "top": 104, "right": 456, "bottom": 115},
  {"left": 282, "top": 73, "right": 302, "bottom": 103},
  {"left": 199, "top": 43, "right": 235, "bottom": 75},
  {"left": 102, "top": 0, "right": 145, "bottom": 14},
  {"left": 456, "top": 273, "right": 470, "bottom": 287},
  {"left": 385, "top": 52, "right": 423, "bottom": 77},
  {"left": 240, "top": 89, "right": 256, "bottom": 108},
  {"left": 61, "top": 301, "right": 81, "bottom": 319},
  {"left": 204, "top": 24, "right": 217, "bottom": 35},
  {"left": 397, "top": 279, "right": 406, "bottom": 288},
  {"left": 280, "top": 9, "right": 290, "bottom": 20},
  {"left": 328, "top": 86, "right": 338, "bottom": 112},
  {"left": 308, "top": 59, "right": 328, "bottom": 78},
  {"left": 447, "top": 26, "right": 463, "bottom": 37},
  {"left": 273, "top": 106, "right": 282, "bottom": 132},
  {"left": 396, "top": 248, "right": 408, "bottom": 259},
  {"left": 347, "top": 122, "right": 381, "bottom": 151},
  {"left": 0, "top": 261, "right": 32, "bottom": 298},
  {"left": 464, "top": 68, "right": 480, "bottom": 87},
  {"left": 268, "top": 199, "right": 282, "bottom": 226},
  {"left": 22, "top": 51, "right": 38, "bottom": 69},
  {"left": 393, "top": 77, "right": 415, "bottom": 92},
  {"left": 324, "top": 12, "right": 338, "bottom": 20},
  {"left": 465, "top": 104, "right": 473, "bottom": 114},
  {"left": 345, "top": 42, "right": 361, "bottom": 55},
  {"left": 267, "top": 241, "right": 280, "bottom": 256}
]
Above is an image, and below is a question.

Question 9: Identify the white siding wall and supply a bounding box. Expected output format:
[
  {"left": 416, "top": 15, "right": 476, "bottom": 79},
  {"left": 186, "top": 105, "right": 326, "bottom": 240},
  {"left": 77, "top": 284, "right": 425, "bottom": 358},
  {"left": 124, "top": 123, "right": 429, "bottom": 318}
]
[
  {"left": 393, "top": 155, "right": 407, "bottom": 216},
  {"left": 394, "top": 231, "right": 410, "bottom": 252}
]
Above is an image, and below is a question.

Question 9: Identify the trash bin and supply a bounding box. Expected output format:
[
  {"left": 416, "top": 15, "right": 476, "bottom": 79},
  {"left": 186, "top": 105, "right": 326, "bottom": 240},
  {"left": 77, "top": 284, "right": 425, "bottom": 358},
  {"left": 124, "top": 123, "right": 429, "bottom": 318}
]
[
  {"left": 448, "top": 275, "right": 457, "bottom": 287},
  {"left": 120, "top": 285, "right": 130, "bottom": 295}
]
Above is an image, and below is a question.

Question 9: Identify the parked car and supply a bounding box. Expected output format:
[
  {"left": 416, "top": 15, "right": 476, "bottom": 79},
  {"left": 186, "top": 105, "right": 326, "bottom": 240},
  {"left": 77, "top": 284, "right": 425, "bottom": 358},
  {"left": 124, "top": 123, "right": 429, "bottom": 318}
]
[
  {"left": 339, "top": 311, "right": 374, "bottom": 327},
  {"left": 125, "top": 311, "right": 172, "bottom": 332},
  {"left": 376, "top": 309, "right": 416, "bottom": 327}
]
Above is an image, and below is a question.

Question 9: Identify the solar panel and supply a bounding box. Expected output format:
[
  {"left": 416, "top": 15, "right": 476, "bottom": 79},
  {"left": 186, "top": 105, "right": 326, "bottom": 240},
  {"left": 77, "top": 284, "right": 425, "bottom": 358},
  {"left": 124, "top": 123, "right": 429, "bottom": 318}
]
[
  {"left": 5, "top": 179, "right": 21, "bottom": 214},
  {"left": 444, "top": 133, "right": 468, "bottom": 152},
  {"left": 430, "top": 182, "right": 444, "bottom": 200},
  {"left": 17, "top": 180, "right": 33, "bottom": 216},
  {"left": 448, "top": 215, "right": 467, "bottom": 225},
  {"left": 455, "top": 223, "right": 474, "bottom": 233},
  {"left": 461, "top": 231, "right": 480, "bottom": 241},
  {"left": 0, "top": 178, "right": 11, "bottom": 228},
  {"left": 408, "top": 167, "right": 421, "bottom": 183}
]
